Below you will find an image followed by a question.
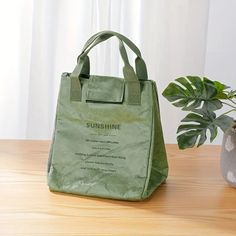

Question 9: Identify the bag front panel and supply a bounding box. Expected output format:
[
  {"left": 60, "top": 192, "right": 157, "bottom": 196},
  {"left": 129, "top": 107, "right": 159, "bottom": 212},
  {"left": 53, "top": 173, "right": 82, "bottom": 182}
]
[{"left": 48, "top": 74, "right": 154, "bottom": 200}]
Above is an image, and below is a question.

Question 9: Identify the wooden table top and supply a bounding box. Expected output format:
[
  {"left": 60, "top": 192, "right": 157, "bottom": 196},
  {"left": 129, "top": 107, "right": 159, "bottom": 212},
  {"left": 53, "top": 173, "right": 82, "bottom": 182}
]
[{"left": 0, "top": 140, "right": 236, "bottom": 236}]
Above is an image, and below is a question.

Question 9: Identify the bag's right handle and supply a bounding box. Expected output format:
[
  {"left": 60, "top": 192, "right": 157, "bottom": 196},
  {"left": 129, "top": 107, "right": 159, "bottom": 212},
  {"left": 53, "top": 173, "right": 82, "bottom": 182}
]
[{"left": 79, "top": 31, "right": 148, "bottom": 81}]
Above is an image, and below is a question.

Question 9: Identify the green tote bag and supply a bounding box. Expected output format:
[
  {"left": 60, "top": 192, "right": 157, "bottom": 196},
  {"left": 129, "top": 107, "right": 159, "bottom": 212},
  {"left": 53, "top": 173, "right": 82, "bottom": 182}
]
[{"left": 47, "top": 31, "right": 168, "bottom": 201}]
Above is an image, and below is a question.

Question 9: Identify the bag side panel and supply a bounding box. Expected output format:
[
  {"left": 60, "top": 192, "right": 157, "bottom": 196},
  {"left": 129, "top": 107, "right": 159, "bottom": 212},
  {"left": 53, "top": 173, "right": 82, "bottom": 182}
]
[
  {"left": 47, "top": 73, "right": 67, "bottom": 177},
  {"left": 141, "top": 81, "right": 168, "bottom": 199}
]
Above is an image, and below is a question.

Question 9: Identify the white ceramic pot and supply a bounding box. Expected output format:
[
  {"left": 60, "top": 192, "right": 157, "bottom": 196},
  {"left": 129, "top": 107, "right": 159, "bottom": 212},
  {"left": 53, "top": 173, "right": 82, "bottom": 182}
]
[{"left": 221, "top": 126, "right": 236, "bottom": 187}]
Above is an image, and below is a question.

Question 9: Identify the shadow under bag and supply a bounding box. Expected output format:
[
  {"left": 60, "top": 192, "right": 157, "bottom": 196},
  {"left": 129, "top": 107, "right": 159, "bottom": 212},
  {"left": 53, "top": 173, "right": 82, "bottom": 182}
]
[{"left": 47, "top": 31, "right": 168, "bottom": 201}]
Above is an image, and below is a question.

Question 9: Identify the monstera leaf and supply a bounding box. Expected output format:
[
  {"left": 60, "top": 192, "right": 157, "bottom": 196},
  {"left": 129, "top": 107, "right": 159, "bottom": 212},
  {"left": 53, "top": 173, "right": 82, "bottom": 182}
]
[
  {"left": 163, "top": 76, "right": 236, "bottom": 149},
  {"left": 162, "top": 76, "right": 228, "bottom": 111},
  {"left": 177, "top": 109, "right": 234, "bottom": 149}
]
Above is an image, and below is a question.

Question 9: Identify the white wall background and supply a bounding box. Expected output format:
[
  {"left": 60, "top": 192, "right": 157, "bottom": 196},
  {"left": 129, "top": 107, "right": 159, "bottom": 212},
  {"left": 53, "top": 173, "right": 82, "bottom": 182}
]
[{"left": 0, "top": 0, "right": 235, "bottom": 144}]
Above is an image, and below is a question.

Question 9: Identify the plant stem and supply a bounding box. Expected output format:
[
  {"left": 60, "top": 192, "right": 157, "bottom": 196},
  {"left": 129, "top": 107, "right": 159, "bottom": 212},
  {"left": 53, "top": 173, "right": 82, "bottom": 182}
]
[
  {"left": 221, "top": 109, "right": 236, "bottom": 116},
  {"left": 229, "top": 99, "right": 236, "bottom": 106},
  {"left": 222, "top": 101, "right": 236, "bottom": 109}
]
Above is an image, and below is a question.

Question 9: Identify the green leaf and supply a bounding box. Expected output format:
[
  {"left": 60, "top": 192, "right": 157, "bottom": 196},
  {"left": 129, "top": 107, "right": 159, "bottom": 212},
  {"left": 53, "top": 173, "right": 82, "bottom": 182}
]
[
  {"left": 177, "top": 124, "right": 204, "bottom": 133},
  {"left": 214, "top": 115, "right": 234, "bottom": 132},
  {"left": 175, "top": 77, "right": 195, "bottom": 93},
  {"left": 162, "top": 76, "right": 223, "bottom": 112},
  {"left": 197, "top": 132, "right": 207, "bottom": 147},
  {"left": 216, "top": 93, "right": 228, "bottom": 99},
  {"left": 177, "top": 130, "right": 199, "bottom": 149},
  {"left": 213, "top": 81, "right": 230, "bottom": 99},
  {"left": 172, "top": 99, "right": 190, "bottom": 108},
  {"left": 180, "top": 113, "right": 209, "bottom": 124},
  {"left": 203, "top": 77, "right": 217, "bottom": 98},
  {"left": 182, "top": 100, "right": 202, "bottom": 111},
  {"left": 214, "top": 81, "right": 229, "bottom": 92},
  {"left": 186, "top": 76, "right": 204, "bottom": 91},
  {"left": 176, "top": 111, "right": 233, "bottom": 149},
  {"left": 163, "top": 76, "right": 236, "bottom": 149},
  {"left": 208, "top": 125, "right": 218, "bottom": 142},
  {"left": 162, "top": 82, "right": 188, "bottom": 102},
  {"left": 203, "top": 99, "right": 222, "bottom": 111}
]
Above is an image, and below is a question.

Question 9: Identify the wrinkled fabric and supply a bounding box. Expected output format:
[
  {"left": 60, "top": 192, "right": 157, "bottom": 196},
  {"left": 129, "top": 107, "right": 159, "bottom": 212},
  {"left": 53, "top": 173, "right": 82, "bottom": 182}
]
[{"left": 47, "top": 74, "right": 168, "bottom": 201}]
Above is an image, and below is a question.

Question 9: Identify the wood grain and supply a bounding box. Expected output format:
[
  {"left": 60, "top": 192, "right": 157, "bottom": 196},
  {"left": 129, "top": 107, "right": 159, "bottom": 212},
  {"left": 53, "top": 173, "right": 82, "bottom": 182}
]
[{"left": 0, "top": 140, "right": 236, "bottom": 236}]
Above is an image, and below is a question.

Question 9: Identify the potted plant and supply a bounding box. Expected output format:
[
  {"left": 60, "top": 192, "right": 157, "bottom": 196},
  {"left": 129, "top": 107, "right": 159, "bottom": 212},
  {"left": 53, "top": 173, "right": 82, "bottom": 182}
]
[{"left": 162, "top": 76, "right": 236, "bottom": 187}]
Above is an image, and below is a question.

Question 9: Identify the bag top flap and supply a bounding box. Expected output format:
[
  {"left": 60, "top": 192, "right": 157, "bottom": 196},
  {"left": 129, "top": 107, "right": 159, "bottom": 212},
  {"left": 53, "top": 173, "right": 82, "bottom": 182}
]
[{"left": 86, "top": 75, "right": 124, "bottom": 103}]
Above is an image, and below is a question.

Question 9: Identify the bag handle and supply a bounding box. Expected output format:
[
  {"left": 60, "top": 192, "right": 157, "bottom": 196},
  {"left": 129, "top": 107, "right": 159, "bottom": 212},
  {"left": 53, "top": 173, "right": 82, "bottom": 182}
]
[
  {"left": 82, "top": 31, "right": 142, "bottom": 56},
  {"left": 70, "top": 37, "right": 141, "bottom": 105},
  {"left": 82, "top": 37, "right": 131, "bottom": 67},
  {"left": 79, "top": 31, "right": 148, "bottom": 81}
]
